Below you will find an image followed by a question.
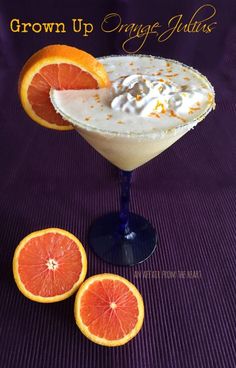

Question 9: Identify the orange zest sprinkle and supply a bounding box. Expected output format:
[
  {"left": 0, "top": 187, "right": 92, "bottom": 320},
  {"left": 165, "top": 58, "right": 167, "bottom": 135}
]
[
  {"left": 149, "top": 112, "right": 160, "bottom": 118},
  {"left": 170, "top": 110, "right": 186, "bottom": 123},
  {"left": 165, "top": 73, "right": 178, "bottom": 78},
  {"left": 208, "top": 93, "right": 213, "bottom": 103},
  {"left": 154, "top": 101, "right": 166, "bottom": 113},
  {"left": 189, "top": 107, "right": 200, "bottom": 111}
]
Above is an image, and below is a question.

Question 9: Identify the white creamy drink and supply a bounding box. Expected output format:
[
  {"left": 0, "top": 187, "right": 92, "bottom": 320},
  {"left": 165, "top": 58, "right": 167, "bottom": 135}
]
[{"left": 51, "top": 55, "right": 215, "bottom": 170}]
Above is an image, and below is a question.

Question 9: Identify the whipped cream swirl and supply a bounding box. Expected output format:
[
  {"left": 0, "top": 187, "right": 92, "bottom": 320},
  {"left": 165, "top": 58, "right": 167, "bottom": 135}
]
[{"left": 111, "top": 74, "right": 207, "bottom": 118}]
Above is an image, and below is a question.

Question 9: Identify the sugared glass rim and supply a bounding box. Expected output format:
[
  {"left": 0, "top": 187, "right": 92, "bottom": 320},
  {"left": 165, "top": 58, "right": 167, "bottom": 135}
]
[{"left": 58, "top": 54, "right": 216, "bottom": 138}]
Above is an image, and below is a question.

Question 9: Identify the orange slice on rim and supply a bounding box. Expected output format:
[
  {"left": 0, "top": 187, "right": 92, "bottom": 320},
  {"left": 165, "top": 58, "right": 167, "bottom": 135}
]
[
  {"left": 13, "top": 228, "right": 87, "bottom": 303},
  {"left": 74, "top": 274, "right": 144, "bottom": 346},
  {"left": 18, "top": 44, "right": 110, "bottom": 130}
]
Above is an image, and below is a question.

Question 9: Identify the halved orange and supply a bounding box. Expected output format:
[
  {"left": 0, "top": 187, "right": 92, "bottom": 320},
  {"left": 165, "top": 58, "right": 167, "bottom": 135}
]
[
  {"left": 13, "top": 228, "right": 87, "bottom": 303},
  {"left": 18, "top": 44, "right": 110, "bottom": 130},
  {"left": 74, "top": 274, "right": 144, "bottom": 346}
]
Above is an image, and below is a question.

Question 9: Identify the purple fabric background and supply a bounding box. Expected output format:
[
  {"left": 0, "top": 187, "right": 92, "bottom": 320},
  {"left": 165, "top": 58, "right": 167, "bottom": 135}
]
[{"left": 0, "top": 1, "right": 236, "bottom": 367}]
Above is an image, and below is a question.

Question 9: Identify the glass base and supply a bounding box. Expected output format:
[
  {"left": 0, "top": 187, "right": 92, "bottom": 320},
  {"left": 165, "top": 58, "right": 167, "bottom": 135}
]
[{"left": 88, "top": 212, "right": 157, "bottom": 266}]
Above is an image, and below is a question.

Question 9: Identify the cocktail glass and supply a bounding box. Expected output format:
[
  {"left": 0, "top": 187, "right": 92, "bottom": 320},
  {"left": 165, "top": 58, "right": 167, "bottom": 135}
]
[
  {"left": 78, "top": 120, "right": 192, "bottom": 266},
  {"left": 51, "top": 55, "right": 214, "bottom": 266}
]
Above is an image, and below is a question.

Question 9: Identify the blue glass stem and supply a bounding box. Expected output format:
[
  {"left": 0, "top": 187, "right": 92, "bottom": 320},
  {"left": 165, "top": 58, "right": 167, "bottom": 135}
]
[{"left": 119, "top": 170, "right": 132, "bottom": 236}]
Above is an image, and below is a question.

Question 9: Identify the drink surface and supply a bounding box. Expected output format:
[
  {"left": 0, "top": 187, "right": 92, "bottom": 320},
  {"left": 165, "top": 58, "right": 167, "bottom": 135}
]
[
  {"left": 51, "top": 55, "right": 215, "bottom": 138},
  {"left": 51, "top": 55, "right": 215, "bottom": 170}
]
